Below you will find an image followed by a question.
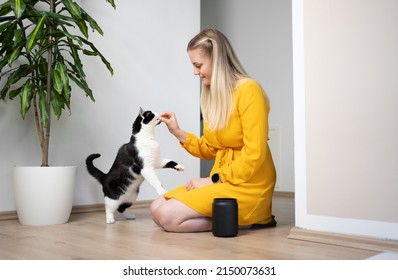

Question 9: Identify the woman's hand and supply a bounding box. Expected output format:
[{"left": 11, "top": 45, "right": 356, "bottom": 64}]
[
  {"left": 160, "top": 112, "right": 179, "bottom": 134},
  {"left": 186, "top": 177, "right": 213, "bottom": 191},
  {"left": 161, "top": 112, "right": 187, "bottom": 144}
]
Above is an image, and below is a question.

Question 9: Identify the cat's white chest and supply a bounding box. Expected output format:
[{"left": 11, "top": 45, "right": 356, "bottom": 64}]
[{"left": 136, "top": 135, "right": 160, "bottom": 164}]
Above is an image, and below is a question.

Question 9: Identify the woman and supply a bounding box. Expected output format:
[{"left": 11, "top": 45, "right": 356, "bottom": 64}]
[{"left": 150, "top": 27, "right": 276, "bottom": 232}]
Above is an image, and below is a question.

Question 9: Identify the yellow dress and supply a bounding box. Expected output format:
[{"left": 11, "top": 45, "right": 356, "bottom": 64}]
[{"left": 164, "top": 80, "right": 276, "bottom": 226}]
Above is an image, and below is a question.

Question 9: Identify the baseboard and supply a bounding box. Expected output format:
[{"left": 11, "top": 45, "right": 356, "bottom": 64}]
[
  {"left": 0, "top": 211, "right": 18, "bottom": 221},
  {"left": 288, "top": 227, "right": 398, "bottom": 253},
  {"left": 71, "top": 200, "right": 152, "bottom": 214},
  {"left": 0, "top": 193, "right": 291, "bottom": 221},
  {"left": 274, "top": 191, "right": 295, "bottom": 198},
  {"left": 0, "top": 200, "right": 152, "bottom": 221}
]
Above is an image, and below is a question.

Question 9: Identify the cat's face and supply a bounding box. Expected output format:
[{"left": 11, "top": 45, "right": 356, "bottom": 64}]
[
  {"left": 132, "top": 108, "right": 161, "bottom": 134},
  {"left": 140, "top": 108, "right": 161, "bottom": 126}
]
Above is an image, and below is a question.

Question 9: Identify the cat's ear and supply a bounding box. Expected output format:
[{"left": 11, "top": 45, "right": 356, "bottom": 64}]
[{"left": 139, "top": 107, "right": 144, "bottom": 117}]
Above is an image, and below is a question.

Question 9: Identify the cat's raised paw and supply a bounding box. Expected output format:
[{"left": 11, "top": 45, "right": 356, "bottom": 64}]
[{"left": 175, "top": 164, "right": 185, "bottom": 172}]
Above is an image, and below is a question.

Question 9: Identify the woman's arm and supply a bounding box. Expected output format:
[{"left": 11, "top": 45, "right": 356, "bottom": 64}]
[
  {"left": 160, "top": 112, "right": 188, "bottom": 144},
  {"left": 161, "top": 112, "right": 217, "bottom": 160}
]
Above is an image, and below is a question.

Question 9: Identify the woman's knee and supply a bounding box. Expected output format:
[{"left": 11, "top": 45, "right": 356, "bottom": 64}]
[
  {"left": 154, "top": 206, "right": 171, "bottom": 230},
  {"left": 149, "top": 200, "right": 158, "bottom": 216},
  {"left": 150, "top": 199, "right": 175, "bottom": 230},
  {"left": 152, "top": 203, "right": 181, "bottom": 231},
  {"left": 149, "top": 197, "right": 165, "bottom": 225},
  {"left": 150, "top": 198, "right": 203, "bottom": 232}
]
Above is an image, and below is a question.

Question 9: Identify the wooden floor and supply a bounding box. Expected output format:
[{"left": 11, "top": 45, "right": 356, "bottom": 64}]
[{"left": 0, "top": 195, "right": 384, "bottom": 260}]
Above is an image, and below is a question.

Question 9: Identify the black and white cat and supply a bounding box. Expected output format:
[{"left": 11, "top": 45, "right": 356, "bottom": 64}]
[{"left": 86, "top": 107, "right": 184, "bottom": 224}]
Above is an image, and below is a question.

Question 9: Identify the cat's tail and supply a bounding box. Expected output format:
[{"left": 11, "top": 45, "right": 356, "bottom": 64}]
[{"left": 86, "top": 153, "right": 106, "bottom": 184}]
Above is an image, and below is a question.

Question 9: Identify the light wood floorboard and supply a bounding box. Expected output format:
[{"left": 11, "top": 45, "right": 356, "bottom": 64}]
[{"left": 0, "top": 195, "right": 385, "bottom": 260}]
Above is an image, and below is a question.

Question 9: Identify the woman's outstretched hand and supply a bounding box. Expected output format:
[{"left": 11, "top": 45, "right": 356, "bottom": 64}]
[
  {"left": 161, "top": 112, "right": 187, "bottom": 144},
  {"left": 160, "top": 112, "right": 179, "bottom": 133}
]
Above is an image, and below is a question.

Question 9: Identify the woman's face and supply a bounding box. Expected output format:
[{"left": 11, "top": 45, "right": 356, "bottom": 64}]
[{"left": 188, "top": 48, "right": 212, "bottom": 86}]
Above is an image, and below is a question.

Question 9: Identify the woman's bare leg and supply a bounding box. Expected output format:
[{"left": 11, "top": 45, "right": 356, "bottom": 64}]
[
  {"left": 150, "top": 196, "right": 167, "bottom": 226},
  {"left": 150, "top": 197, "right": 211, "bottom": 232}
]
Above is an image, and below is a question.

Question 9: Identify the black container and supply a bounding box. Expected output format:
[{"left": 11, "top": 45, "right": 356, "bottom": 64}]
[{"left": 212, "top": 198, "right": 238, "bottom": 237}]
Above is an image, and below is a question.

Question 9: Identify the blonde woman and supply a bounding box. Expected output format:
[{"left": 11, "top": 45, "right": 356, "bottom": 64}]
[{"left": 150, "top": 27, "right": 276, "bottom": 232}]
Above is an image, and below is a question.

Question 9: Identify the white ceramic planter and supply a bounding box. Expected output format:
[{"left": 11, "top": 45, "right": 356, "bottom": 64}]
[{"left": 13, "top": 166, "right": 77, "bottom": 226}]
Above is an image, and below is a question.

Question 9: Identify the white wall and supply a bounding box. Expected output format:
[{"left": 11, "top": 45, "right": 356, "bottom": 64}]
[
  {"left": 201, "top": 0, "right": 295, "bottom": 192},
  {"left": 0, "top": 0, "right": 200, "bottom": 211},
  {"left": 294, "top": 0, "right": 398, "bottom": 240}
]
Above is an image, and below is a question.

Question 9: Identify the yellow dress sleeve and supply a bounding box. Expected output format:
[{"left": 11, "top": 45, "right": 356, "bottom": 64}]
[{"left": 181, "top": 133, "right": 217, "bottom": 160}]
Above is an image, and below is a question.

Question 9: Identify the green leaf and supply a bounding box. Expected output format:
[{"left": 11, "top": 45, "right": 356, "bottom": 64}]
[
  {"left": 57, "top": 62, "right": 71, "bottom": 104},
  {"left": 63, "top": 84, "right": 71, "bottom": 109},
  {"left": 94, "top": 54, "right": 113, "bottom": 76},
  {"left": 62, "top": 0, "right": 82, "bottom": 18},
  {"left": 69, "top": 74, "right": 95, "bottom": 102},
  {"left": 75, "top": 19, "right": 88, "bottom": 38},
  {"left": 38, "top": 88, "right": 49, "bottom": 127},
  {"left": 37, "top": 57, "right": 48, "bottom": 81},
  {"left": 20, "top": 80, "right": 33, "bottom": 119},
  {"left": 67, "top": 39, "right": 85, "bottom": 77},
  {"left": 0, "top": 22, "right": 17, "bottom": 52},
  {"left": 22, "top": 2, "right": 42, "bottom": 20},
  {"left": 57, "top": 62, "right": 68, "bottom": 87},
  {"left": 62, "top": 0, "right": 89, "bottom": 38},
  {"left": 0, "top": 64, "right": 31, "bottom": 99},
  {"left": 97, "top": 51, "right": 113, "bottom": 76},
  {"left": 26, "top": 15, "right": 46, "bottom": 53},
  {"left": 78, "top": 36, "right": 114, "bottom": 75},
  {"left": 106, "top": 0, "right": 116, "bottom": 9},
  {"left": 9, "top": 87, "right": 22, "bottom": 99},
  {"left": 0, "top": 22, "right": 13, "bottom": 33},
  {"left": 8, "top": 28, "right": 24, "bottom": 65},
  {"left": 82, "top": 49, "right": 97, "bottom": 56},
  {"left": 41, "top": 10, "right": 76, "bottom": 25},
  {"left": 13, "top": 28, "right": 23, "bottom": 46},
  {"left": 0, "top": 2, "right": 13, "bottom": 17},
  {"left": 10, "top": 0, "right": 26, "bottom": 19},
  {"left": 51, "top": 69, "right": 63, "bottom": 94},
  {"left": 60, "top": 25, "right": 83, "bottom": 46},
  {"left": 51, "top": 88, "right": 66, "bottom": 119},
  {"left": 8, "top": 45, "right": 22, "bottom": 66},
  {"left": 81, "top": 8, "right": 103, "bottom": 35},
  {"left": 0, "top": 53, "right": 11, "bottom": 72}
]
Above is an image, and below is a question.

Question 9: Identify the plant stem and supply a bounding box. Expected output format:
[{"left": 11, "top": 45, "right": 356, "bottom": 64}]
[{"left": 42, "top": 0, "right": 56, "bottom": 167}]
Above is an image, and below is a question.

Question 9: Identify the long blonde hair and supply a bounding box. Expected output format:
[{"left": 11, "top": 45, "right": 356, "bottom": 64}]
[{"left": 187, "top": 27, "right": 249, "bottom": 131}]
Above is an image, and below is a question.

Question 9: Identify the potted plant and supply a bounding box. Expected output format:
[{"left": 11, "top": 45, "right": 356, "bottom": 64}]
[{"left": 0, "top": 0, "right": 116, "bottom": 225}]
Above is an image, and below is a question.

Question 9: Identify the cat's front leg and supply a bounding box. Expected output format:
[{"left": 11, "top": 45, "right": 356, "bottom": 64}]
[
  {"left": 141, "top": 168, "right": 168, "bottom": 195},
  {"left": 104, "top": 197, "right": 118, "bottom": 224},
  {"left": 106, "top": 212, "right": 116, "bottom": 224}
]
